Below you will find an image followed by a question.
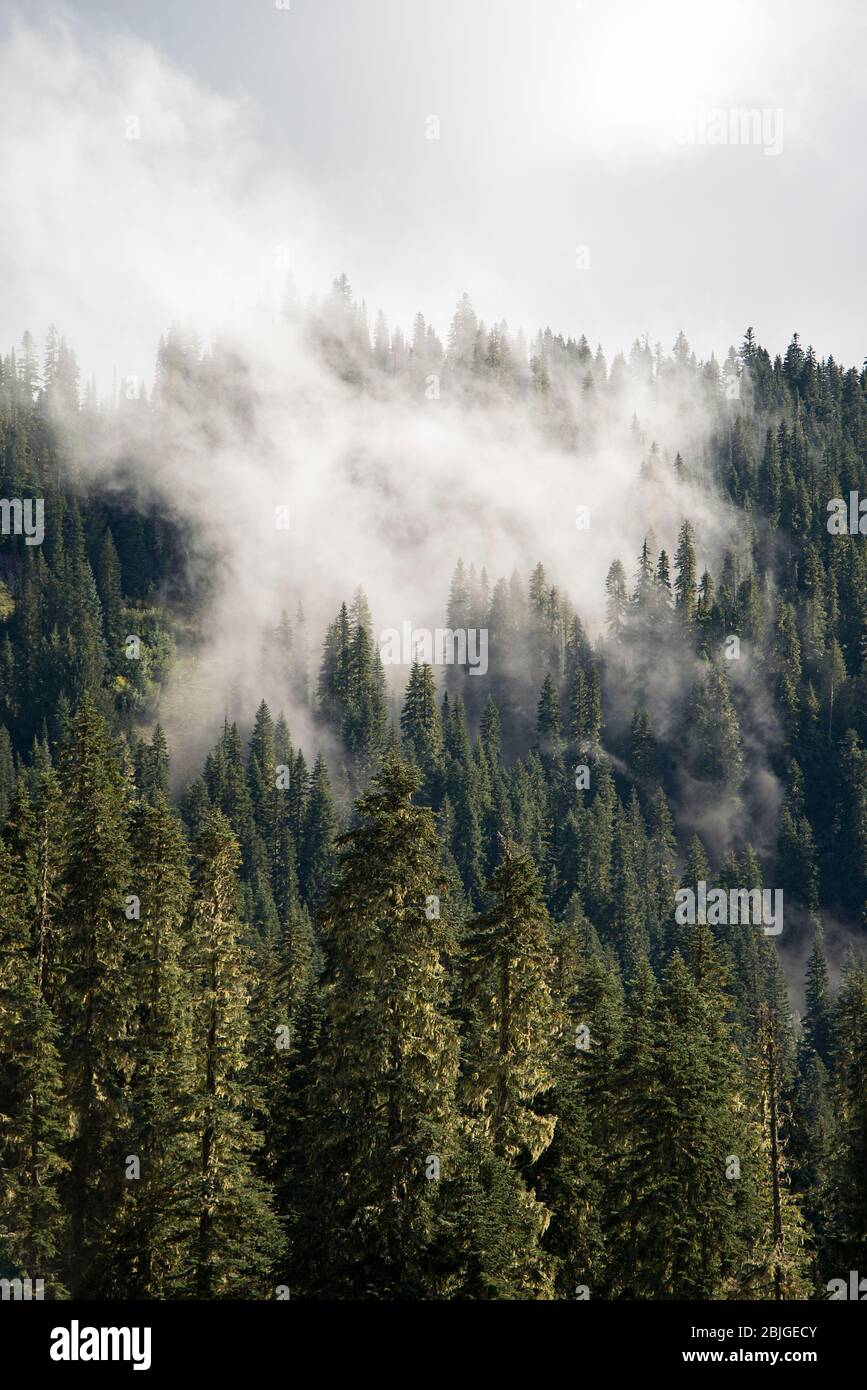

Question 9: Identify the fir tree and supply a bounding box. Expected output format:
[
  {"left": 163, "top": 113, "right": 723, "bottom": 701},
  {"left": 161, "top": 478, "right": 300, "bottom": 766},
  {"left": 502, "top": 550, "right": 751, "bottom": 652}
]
[
  {"left": 0, "top": 836, "right": 67, "bottom": 1294},
  {"left": 56, "top": 693, "right": 133, "bottom": 1296},
  {"left": 183, "top": 809, "right": 284, "bottom": 1298},
  {"left": 608, "top": 954, "right": 748, "bottom": 1298},
  {"left": 825, "top": 957, "right": 867, "bottom": 1276},
  {"left": 298, "top": 752, "right": 337, "bottom": 912},
  {"left": 118, "top": 793, "right": 194, "bottom": 1298},
  {"left": 461, "top": 841, "right": 557, "bottom": 1163},
  {"left": 299, "top": 752, "right": 461, "bottom": 1298}
]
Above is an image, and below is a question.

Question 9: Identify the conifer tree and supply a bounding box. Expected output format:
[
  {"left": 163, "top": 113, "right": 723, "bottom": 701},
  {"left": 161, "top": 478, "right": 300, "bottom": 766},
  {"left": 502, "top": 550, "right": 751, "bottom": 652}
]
[
  {"left": 609, "top": 803, "right": 647, "bottom": 981},
  {"left": 608, "top": 953, "right": 747, "bottom": 1298},
  {"left": 461, "top": 841, "right": 556, "bottom": 1163},
  {"left": 441, "top": 1135, "right": 556, "bottom": 1300},
  {"left": 627, "top": 706, "right": 658, "bottom": 787},
  {"left": 738, "top": 1001, "right": 812, "bottom": 1299},
  {"left": 97, "top": 529, "right": 125, "bottom": 667},
  {"left": 444, "top": 696, "right": 486, "bottom": 902},
  {"left": 687, "top": 661, "right": 744, "bottom": 789},
  {"left": 534, "top": 673, "right": 563, "bottom": 773},
  {"left": 479, "top": 694, "right": 502, "bottom": 767},
  {"left": 604, "top": 955, "right": 662, "bottom": 1295},
  {"left": 56, "top": 692, "right": 133, "bottom": 1296},
  {"left": 298, "top": 752, "right": 337, "bottom": 911},
  {"left": 825, "top": 958, "right": 867, "bottom": 1275},
  {"left": 146, "top": 725, "right": 171, "bottom": 803},
  {"left": 0, "top": 837, "right": 67, "bottom": 1294},
  {"left": 534, "top": 906, "right": 605, "bottom": 1297},
  {"left": 776, "top": 762, "right": 819, "bottom": 912},
  {"left": 118, "top": 793, "right": 194, "bottom": 1298},
  {"left": 674, "top": 520, "right": 698, "bottom": 622},
  {"left": 299, "top": 753, "right": 460, "bottom": 1298},
  {"left": 803, "top": 920, "right": 833, "bottom": 1067},
  {"left": 567, "top": 666, "right": 587, "bottom": 753},
  {"left": 605, "top": 560, "right": 628, "bottom": 641},
  {"left": 400, "top": 660, "right": 444, "bottom": 801},
  {"left": 791, "top": 1047, "right": 833, "bottom": 1259},
  {"left": 580, "top": 756, "right": 615, "bottom": 927},
  {"left": 183, "top": 809, "right": 284, "bottom": 1298},
  {"left": 248, "top": 699, "right": 278, "bottom": 846}
]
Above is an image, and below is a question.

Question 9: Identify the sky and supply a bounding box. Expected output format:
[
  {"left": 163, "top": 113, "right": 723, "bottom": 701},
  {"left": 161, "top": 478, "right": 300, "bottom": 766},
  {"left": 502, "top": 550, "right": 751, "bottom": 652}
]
[
  {"left": 2, "top": 0, "right": 866, "bottom": 387},
  {"left": 2, "top": 0, "right": 853, "bottom": 871}
]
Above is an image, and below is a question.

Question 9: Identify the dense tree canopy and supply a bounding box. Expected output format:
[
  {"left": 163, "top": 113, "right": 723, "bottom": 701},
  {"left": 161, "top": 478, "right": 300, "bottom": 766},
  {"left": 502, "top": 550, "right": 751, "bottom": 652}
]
[{"left": 1, "top": 308, "right": 866, "bottom": 1298}]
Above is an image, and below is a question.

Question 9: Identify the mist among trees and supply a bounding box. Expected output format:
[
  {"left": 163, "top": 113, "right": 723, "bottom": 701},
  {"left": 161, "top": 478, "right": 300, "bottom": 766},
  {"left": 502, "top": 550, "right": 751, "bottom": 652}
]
[{"left": 1, "top": 294, "right": 866, "bottom": 1299}]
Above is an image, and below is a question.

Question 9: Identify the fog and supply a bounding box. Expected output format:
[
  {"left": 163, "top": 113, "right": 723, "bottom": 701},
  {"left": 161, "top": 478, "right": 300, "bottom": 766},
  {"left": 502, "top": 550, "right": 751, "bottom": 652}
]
[{"left": 0, "top": 10, "right": 835, "bottom": 873}]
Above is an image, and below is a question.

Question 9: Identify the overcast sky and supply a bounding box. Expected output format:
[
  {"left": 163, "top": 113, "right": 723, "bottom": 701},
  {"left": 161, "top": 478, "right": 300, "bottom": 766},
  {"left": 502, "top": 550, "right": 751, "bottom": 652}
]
[{"left": 3, "top": 0, "right": 865, "bottom": 383}]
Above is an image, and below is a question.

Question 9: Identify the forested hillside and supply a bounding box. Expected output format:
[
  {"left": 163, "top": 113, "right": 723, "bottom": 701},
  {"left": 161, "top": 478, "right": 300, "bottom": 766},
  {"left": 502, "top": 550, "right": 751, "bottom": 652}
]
[{"left": 1, "top": 292, "right": 866, "bottom": 1299}]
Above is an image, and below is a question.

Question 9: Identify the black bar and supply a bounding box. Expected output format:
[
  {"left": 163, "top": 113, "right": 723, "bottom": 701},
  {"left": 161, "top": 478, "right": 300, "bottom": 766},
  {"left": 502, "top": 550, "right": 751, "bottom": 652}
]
[{"left": 5, "top": 1297, "right": 862, "bottom": 1375}]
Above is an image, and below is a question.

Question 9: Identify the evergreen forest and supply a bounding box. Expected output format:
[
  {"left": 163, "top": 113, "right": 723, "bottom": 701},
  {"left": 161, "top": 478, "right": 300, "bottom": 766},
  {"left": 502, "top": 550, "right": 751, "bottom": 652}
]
[{"left": 1, "top": 291, "right": 866, "bottom": 1301}]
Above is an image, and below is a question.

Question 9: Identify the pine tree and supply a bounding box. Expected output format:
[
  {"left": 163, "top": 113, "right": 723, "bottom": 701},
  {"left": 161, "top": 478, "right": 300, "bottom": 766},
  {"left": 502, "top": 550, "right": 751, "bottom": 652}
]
[
  {"left": 14, "top": 759, "right": 65, "bottom": 1013},
  {"left": 343, "top": 616, "right": 387, "bottom": 776},
  {"left": 609, "top": 802, "right": 646, "bottom": 981},
  {"left": 825, "top": 957, "right": 867, "bottom": 1275},
  {"left": 461, "top": 841, "right": 557, "bottom": 1163},
  {"left": 632, "top": 539, "right": 655, "bottom": 616},
  {"left": 118, "top": 793, "right": 194, "bottom": 1298},
  {"left": 444, "top": 696, "right": 486, "bottom": 903},
  {"left": 56, "top": 693, "right": 133, "bottom": 1296},
  {"left": 97, "top": 529, "right": 125, "bottom": 668},
  {"left": 441, "top": 1136, "right": 556, "bottom": 1300},
  {"left": 248, "top": 700, "right": 278, "bottom": 846},
  {"left": 608, "top": 953, "right": 748, "bottom": 1298},
  {"left": 674, "top": 520, "right": 698, "bottom": 622},
  {"left": 605, "top": 560, "right": 629, "bottom": 641},
  {"left": 183, "top": 809, "right": 284, "bottom": 1298},
  {"left": 298, "top": 752, "right": 337, "bottom": 912},
  {"left": 567, "top": 665, "right": 589, "bottom": 752},
  {"left": 738, "top": 1001, "right": 812, "bottom": 1298},
  {"left": 604, "top": 955, "right": 662, "bottom": 1296},
  {"left": 534, "top": 908, "right": 605, "bottom": 1297},
  {"left": 534, "top": 673, "right": 563, "bottom": 772},
  {"left": 776, "top": 762, "right": 819, "bottom": 911},
  {"left": 298, "top": 752, "right": 461, "bottom": 1298},
  {"left": 803, "top": 920, "right": 833, "bottom": 1067},
  {"left": 479, "top": 694, "right": 502, "bottom": 767},
  {"left": 687, "top": 661, "right": 744, "bottom": 789},
  {"left": 137, "top": 724, "right": 171, "bottom": 804},
  {"left": 0, "top": 836, "right": 67, "bottom": 1294},
  {"left": 791, "top": 1048, "right": 834, "bottom": 1260},
  {"left": 627, "top": 706, "right": 658, "bottom": 787},
  {"left": 400, "top": 660, "right": 443, "bottom": 801}
]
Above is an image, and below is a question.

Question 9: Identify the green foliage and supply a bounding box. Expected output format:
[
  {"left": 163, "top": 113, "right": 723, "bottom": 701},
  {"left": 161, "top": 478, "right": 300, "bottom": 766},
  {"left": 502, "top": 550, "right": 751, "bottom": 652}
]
[
  {"left": 297, "top": 752, "right": 461, "bottom": 1297},
  {"left": 182, "top": 810, "right": 284, "bottom": 1298},
  {"left": 2, "top": 316, "right": 867, "bottom": 1300}
]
